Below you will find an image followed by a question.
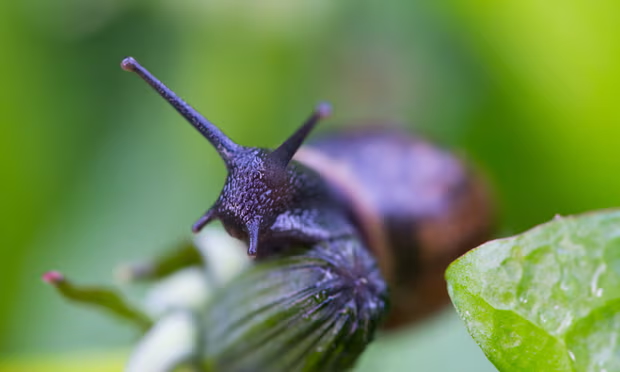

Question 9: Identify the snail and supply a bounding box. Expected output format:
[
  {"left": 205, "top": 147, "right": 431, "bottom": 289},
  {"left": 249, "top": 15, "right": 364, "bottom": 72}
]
[
  {"left": 119, "top": 57, "right": 493, "bottom": 328},
  {"left": 45, "top": 57, "right": 494, "bottom": 372}
]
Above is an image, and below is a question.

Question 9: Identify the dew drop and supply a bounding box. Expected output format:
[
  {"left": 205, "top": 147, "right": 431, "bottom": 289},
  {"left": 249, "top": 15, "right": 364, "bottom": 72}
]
[{"left": 591, "top": 263, "right": 606, "bottom": 297}]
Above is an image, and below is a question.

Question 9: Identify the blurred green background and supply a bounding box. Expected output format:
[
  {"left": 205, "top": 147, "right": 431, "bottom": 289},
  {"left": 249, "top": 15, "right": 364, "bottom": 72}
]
[{"left": 1, "top": 0, "right": 619, "bottom": 370}]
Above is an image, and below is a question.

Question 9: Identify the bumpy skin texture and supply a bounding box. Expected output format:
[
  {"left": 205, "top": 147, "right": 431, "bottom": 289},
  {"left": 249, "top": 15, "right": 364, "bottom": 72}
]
[{"left": 212, "top": 147, "right": 357, "bottom": 258}]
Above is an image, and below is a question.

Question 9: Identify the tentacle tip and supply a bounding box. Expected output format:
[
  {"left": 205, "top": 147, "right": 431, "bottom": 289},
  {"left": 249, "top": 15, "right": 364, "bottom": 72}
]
[
  {"left": 191, "top": 224, "right": 203, "bottom": 234},
  {"left": 316, "top": 102, "right": 332, "bottom": 119},
  {"left": 121, "top": 57, "right": 138, "bottom": 72},
  {"left": 42, "top": 271, "right": 65, "bottom": 285},
  {"left": 192, "top": 210, "right": 217, "bottom": 233}
]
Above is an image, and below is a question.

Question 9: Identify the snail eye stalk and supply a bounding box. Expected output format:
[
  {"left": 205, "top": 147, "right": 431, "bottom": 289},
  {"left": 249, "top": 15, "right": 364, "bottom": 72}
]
[
  {"left": 121, "top": 57, "right": 241, "bottom": 166},
  {"left": 268, "top": 102, "right": 331, "bottom": 168}
]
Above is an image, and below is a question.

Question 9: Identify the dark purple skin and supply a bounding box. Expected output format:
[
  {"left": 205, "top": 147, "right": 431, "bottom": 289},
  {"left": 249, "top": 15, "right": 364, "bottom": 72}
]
[
  {"left": 121, "top": 57, "right": 358, "bottom": 259},
  {"left": 213, "top": 147, "right": 356, "bottom": 258}
]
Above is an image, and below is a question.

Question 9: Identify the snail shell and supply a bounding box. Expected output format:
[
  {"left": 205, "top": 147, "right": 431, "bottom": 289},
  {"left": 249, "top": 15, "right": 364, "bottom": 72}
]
[{"left": 295, "top": 126, "right": 494, "bottom": 327}]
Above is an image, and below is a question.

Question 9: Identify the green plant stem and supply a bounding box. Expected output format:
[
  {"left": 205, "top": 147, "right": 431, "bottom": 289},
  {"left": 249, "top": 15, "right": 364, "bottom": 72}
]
[
  {"left": 117, "top": 241, "right": 203, "bottom": 282},
  {"left": 43, "top": 271, "right": 152, "bottom": 333}
]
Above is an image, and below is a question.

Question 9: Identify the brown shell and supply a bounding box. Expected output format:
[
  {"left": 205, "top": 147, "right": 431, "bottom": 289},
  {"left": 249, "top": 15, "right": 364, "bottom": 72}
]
[{"left": 294, "top": 126, "right": 494, "bottom": 328}]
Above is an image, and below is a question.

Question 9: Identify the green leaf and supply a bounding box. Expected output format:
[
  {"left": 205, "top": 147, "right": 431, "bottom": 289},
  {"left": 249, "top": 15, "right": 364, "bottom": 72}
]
[
  {"left": 43, "top": 271, "right": 152, "bottom": 333},
  {"left": 447, "top": 209, "right": 620, "bottom": 371}
]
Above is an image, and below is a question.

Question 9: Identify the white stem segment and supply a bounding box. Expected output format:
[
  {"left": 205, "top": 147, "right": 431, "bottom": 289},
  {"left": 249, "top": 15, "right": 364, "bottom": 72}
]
[{"left": 126, "top": 311, "right": 199, "bottom": 372}]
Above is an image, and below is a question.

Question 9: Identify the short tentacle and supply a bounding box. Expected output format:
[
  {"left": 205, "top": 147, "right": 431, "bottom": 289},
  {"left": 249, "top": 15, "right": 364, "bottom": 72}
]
[
  {"left": 268, "top": 102, "right": 331, "bottom": 168},
  {"left": 192, "top": 206, "right": 218, "bottom": 233}
]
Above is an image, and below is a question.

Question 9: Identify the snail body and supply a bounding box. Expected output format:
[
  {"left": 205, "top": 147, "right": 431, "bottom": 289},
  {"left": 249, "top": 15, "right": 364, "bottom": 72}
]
[{"left": 120, "top": 57, "right": 494, "bottom": 370}]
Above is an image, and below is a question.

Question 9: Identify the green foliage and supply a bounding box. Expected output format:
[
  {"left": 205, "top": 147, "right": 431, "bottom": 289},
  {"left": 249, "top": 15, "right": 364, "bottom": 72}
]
[
  {"left": 44, "top": 272, "right": 152, "bottom": 332},
  {"left": 0, "top": 352, "right": 125, "bottom": 372},
  {"left": 447, "top": 210, "right": 620, "bottom": 371}
]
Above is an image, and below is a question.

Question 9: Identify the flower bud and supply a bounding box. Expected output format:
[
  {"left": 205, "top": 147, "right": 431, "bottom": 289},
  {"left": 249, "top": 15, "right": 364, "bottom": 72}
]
[{"left": 200, "top": 237, "right": 388, "bottom": 371}]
